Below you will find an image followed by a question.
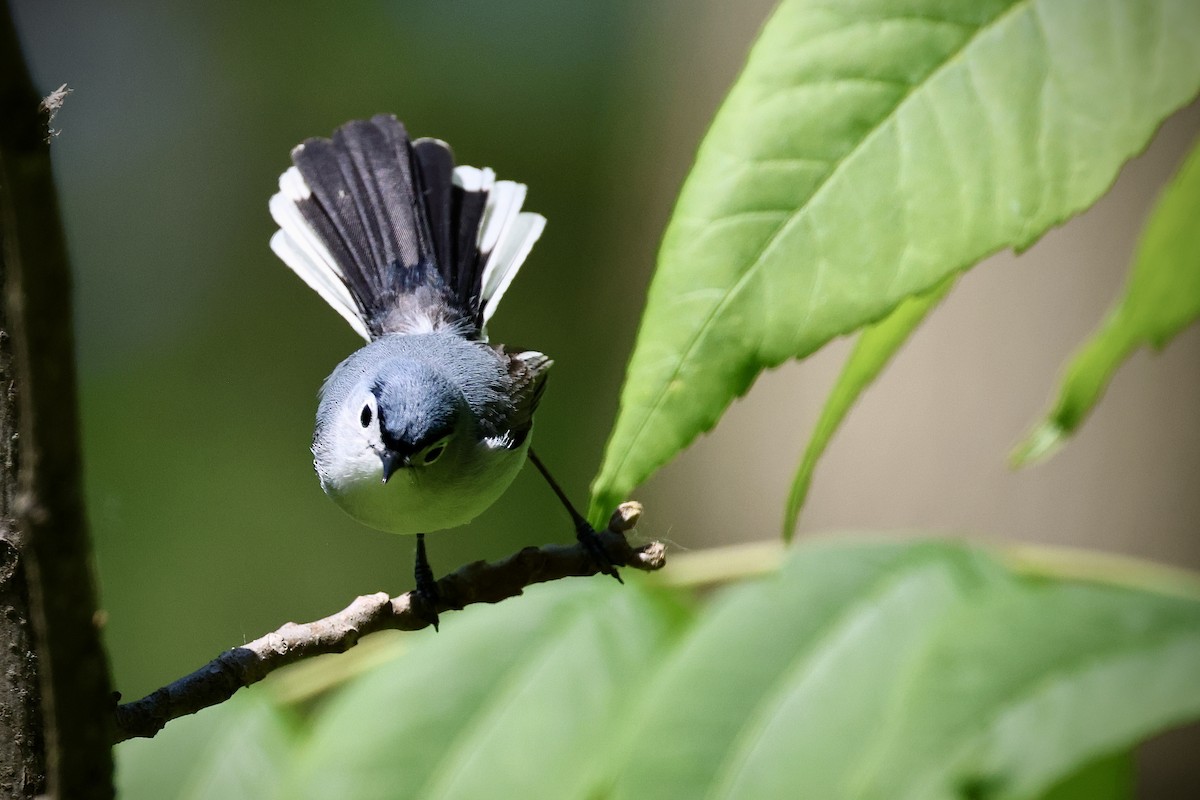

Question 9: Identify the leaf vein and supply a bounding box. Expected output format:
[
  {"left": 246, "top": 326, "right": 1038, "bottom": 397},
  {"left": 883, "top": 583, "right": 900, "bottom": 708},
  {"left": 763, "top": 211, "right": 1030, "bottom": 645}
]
[
  {"left": 704, "top": 554, "right": 954, "bottom": 800},
  {"left": 605, "top": 0, "right": 1034, "bottom": 485}
]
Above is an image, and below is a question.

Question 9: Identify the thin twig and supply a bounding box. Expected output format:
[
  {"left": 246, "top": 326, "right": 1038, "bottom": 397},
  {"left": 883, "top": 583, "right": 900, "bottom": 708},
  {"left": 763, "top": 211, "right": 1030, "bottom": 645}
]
[{"left": 113, "top": 502, "right": 664, "bottom": 743}]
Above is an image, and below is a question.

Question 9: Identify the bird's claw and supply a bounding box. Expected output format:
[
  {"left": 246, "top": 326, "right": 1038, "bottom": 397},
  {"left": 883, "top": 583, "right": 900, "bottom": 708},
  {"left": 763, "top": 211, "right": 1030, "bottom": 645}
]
[
  {"left": 413, "top": 533, "right": 441, "bottom": 630},
  {"left": 413, "top": 579, "right": 441, "bottom": 631}
]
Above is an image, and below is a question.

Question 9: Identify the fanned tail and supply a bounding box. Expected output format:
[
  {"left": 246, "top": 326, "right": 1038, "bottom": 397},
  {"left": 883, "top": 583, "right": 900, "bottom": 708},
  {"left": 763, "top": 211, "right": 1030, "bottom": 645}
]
[{"left": 269, "top": 114, "right": 545, "bottom": 341}]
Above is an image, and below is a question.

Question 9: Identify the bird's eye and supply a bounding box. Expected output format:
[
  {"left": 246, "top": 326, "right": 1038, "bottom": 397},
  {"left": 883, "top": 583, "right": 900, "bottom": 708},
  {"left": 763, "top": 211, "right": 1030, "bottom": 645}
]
[
  {"left": 360, "top": 404, "right": 372, "bottom": 428},
  {"left": 422, "top": 444, "right": 446, "bottom": 465}
]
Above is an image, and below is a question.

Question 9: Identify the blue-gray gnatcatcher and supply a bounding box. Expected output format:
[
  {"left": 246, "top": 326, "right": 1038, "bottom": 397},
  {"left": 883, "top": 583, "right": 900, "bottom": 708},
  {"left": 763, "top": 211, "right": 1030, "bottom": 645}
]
[{"left": 268, "top": 115, "right": 617, "bottom": 620}]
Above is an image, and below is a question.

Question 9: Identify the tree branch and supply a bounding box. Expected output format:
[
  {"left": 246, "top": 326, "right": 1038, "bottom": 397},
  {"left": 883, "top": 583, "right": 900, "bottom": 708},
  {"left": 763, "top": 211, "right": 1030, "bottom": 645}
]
[
  {"left": 113, "top": 502, "right": 665, "bottom": 743},
  {"left": 0, "top": 2, "right": 115, "bottom": 796}
]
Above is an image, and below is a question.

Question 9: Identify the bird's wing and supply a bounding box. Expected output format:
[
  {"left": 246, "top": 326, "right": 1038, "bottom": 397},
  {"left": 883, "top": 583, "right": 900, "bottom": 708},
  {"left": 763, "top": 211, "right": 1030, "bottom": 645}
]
[{"left": 490, "top": 348, "right": 552, "bottom": 449}]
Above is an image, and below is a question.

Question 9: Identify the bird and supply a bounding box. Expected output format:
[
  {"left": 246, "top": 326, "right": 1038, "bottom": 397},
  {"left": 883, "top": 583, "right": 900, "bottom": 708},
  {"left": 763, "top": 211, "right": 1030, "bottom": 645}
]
[{"left": 268, "top": 114, "right": 617, "bottom": 625}]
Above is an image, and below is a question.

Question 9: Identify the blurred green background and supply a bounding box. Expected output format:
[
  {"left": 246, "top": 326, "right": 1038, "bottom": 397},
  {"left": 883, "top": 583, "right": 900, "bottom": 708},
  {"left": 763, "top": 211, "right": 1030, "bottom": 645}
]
[{"left": 11, "top": 4, "right": 1200, "bottom": 791}]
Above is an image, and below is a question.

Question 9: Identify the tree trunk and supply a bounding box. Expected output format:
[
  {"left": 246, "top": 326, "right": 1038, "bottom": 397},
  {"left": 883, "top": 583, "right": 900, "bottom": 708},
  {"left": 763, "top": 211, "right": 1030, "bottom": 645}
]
[
  {"left": 0, "top": 1, "right": 115, "bottom": 796},
  {"left": 0, "top": 311, "right": 42, "bottom": 799}
]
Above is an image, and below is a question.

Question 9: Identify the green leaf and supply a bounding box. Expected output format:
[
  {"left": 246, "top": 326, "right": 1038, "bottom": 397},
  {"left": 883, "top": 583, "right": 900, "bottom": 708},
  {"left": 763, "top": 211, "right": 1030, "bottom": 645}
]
[
  {"left": 1013, "top": 135, "right": 1200, "bottom": 466},
  {"left": 116, "top": 689, "right": 299, "bottom": 800},
  {"left": 286, "top": 578, "right": 690, "bottom": 800},
  {"left": 1033, "top": 752, "right": 1133, "bottom": 800},
  {"left": 609, "top": 539, "right": 1200, "bottom": 800},
  {"left": 590, "top": 0, "right": 1200, "bottom": 521},
  {"left": 784, "top": 276, "right": 956, "bottom": 537}
]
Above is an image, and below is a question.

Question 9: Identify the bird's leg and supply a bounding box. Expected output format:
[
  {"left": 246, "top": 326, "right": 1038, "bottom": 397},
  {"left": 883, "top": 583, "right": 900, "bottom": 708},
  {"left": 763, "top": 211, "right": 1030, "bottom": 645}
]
[
  {"left": 527, "top": 448, "right": 622, "bottom": 583},
  {"left": 413, "top": 533, "right": 441, "bottom": 630}
]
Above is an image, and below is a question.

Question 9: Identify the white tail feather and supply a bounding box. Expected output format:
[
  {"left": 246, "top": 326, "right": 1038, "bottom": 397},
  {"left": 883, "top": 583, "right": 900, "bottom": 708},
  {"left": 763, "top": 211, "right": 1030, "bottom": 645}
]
[
  {"left": 267, "top": 193, "right": 357, "bottom": 315},
  {"left": 478, "top": 180, "right": 525, "bottom": 259},
  {"left": 451, "top": 165, "right": 545, "bottom": 333},
  {"left": 452, "top": 165, "right": 494, "bottom": 194},
  {"left": 269, "top": 168, "right": 371, "bottom": 340},
  {"left": 470, "top": 177, "right": 545, "bottom": 333},
  {"left": 481, "top": 212, "right": 546, "bottom": 328},
  {"left": 269, "top": 231, "right": 370, "bottom": 340}
]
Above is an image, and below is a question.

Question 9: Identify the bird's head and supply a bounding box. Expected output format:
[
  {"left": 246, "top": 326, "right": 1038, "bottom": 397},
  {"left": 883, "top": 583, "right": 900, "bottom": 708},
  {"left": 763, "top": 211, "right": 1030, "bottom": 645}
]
[{"left": 359, "top": 362, "right": 468, "bottom": 482}]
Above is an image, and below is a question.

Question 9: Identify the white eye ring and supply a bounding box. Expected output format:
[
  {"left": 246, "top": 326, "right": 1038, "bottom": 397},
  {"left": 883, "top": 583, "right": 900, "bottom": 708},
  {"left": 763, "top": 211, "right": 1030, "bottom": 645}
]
[{"left": 359, "top": 394, "right": 378, "bottom": 430}]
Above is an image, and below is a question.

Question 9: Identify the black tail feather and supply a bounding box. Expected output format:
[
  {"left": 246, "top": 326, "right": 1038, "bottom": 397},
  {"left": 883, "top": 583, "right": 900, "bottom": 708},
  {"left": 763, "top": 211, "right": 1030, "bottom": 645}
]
[
  {"left": 452, "top": 182, "right": 489, "bottom": 328},
  {"left": 413, "top": 138, "right": 491, "bottom": 326},
  {"left": 332, "top": 119, "right": 426, "bottom": 278},
  {"left": 294, "top": 137, "right": 385, "bottom": 302},
  {"left": 412, "top": 138, "right": 454, "bottom": 279}
]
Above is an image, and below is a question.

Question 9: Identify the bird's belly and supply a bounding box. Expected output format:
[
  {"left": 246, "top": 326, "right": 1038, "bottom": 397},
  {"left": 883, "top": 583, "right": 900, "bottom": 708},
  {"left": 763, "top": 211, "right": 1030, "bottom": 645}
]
[{"left": 323, "top": 439, "right": 529, "bottom": 535}]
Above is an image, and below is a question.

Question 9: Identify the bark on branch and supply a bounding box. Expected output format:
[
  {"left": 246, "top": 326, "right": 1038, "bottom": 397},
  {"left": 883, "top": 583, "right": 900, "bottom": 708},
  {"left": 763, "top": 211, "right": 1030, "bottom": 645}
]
[
  {"left": 113, "top": 502, "right": 664, "bottom": 743},
  {"left": 1, "top": 2, "right": 115, "bottom": 797}
]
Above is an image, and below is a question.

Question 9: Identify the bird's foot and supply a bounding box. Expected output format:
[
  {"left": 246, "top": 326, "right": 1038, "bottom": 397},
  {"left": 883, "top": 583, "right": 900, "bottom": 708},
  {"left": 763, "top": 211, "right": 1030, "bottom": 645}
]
[{"left": 576, "top": 520, "right": 623, "bottom": 584}]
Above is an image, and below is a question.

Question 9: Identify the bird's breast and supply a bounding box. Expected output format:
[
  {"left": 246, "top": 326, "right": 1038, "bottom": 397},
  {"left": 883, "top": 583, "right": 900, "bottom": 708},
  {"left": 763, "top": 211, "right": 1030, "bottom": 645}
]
[{"left": 317, "top": 437, "right": 530, "bottom": 535}]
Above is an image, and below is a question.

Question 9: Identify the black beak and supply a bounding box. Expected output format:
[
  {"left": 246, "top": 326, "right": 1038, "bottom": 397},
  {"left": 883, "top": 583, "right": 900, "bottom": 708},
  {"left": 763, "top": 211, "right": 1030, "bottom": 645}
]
[{"left": 380, "top": 450, "right": 407, "bottom": 483}]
